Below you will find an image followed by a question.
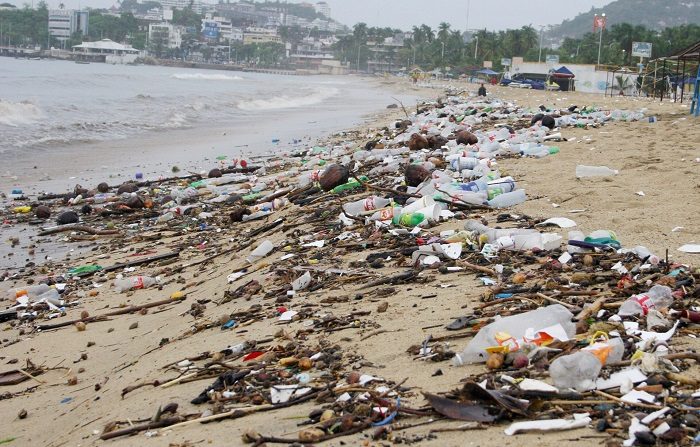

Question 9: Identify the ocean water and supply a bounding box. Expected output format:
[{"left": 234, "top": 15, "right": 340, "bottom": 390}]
[{"left": 0, "top": 59, "right": 408, "bottom": 152}]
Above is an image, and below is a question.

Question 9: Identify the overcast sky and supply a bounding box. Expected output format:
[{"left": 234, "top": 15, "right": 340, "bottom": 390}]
[{"left": 40, "top": 0, "right": 614, "bottom": 31}]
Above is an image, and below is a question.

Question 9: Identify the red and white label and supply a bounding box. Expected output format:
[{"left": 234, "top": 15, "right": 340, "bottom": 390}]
[
  {"left": 363, "top": 197, "right": 376, "bottom": 211},
  {"left": 133, "top": 277, "right": 145, "bottom": 290},
  {"left": 379, "top": 208, "right": 394, "bottom": 221},
  {"left": 634, "top": 294, "right": 654, "bottom": 315}
]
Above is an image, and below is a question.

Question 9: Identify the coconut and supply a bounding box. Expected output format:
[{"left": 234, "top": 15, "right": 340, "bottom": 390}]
[
  {"left": 208, "top": 168, "right": 223, "bottom": 178},
  {"left": 405, "top": 164, "right": 431, "bottom": 187},
  {"left": 542, "top": 115, "right": 556, "bottom": 129},
  {"left": 117, "top": 183, "right": 138, "bottom": 194},
  {"left": 428, "top": 134, "right": 448, "bottom": 149},
  {"left": 125, "top": 195, "right": 144, "bottom": 209},
  {"left": 35, "top": 205, "right": 51, "bottom": 219},
  {"left": 455, "top": 130, "right": 478, "bottom": 145},
  {"left": 96, "top": 182, "right": 109, "bottom": 193},
  {"left": 319, "top": 164, "right": 349, "bottom": 192},
  {"left": 408, "top": 133, "right": 429, "bottom": 151},
  {"left": 530, "top": 113, "right": 544, "bottom": 126},
  {"left": 56, "top": 210, "right": 79, "bottom": 225}
]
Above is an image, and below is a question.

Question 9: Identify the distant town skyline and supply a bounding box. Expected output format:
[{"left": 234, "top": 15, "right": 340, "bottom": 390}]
[{"left": 34, "top": 0, "right": 614, "bottom": 31}]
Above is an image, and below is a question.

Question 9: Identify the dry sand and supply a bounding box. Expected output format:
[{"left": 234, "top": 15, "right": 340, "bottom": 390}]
[{"left": 0, "top": 81, "right": 699, "bottom": 447}]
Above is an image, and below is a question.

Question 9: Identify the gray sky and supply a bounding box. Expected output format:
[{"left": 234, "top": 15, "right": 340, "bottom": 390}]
[{"left": 42, "top": 0, "right": 614, "bottom": 31}]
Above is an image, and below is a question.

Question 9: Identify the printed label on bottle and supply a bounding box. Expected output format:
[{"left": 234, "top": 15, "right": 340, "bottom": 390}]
[
  {"left": 634, "top": 294, "right": 653, "bottom": 315},
  {"left": 378, "top": 208, "right": 394, "bottom": 221},
  {"left": 310, "top": 171, "right": 320, "bottom": 182},
  {"left": 133, "top": 277, "right": 144, "bottom": 290},
  {"left": 584, "top": 344, "right": 612, "bottom": 365},
  {"left": 363, "top": 197, "right": 376, "bottom": 211},
  {"left": 495, "top": 332, "right": 520, "bottom": 352}
]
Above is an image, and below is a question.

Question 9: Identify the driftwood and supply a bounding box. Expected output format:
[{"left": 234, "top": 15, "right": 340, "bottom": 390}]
[
  {"left": 37, "top": 296, "right": 186, "bottom": 331},
  {"left": 38, "top": 225, "right": 121, "bottom": 236},
  {"left": 100, "top": 416, "right": 185, "bottom": 441}
]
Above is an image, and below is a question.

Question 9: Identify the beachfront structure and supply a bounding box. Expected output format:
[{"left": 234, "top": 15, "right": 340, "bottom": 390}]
[
  {"left": 48, "top": 9, "right": 89, "bottom": 42},
  {"left": 148, "top": 22, "right": 184, "bottom": 49},
  {"left": 72, "top": 38, "right": 141, "bottom": 64},
  {"left": 243, "top": 27, "right": 281, "bottom": 45},
  {"left": 290, "top": 37, "right": 335, "bottom": 68},
  {"left": 367, "top": 33, "right": 406, "bottom": 74}
]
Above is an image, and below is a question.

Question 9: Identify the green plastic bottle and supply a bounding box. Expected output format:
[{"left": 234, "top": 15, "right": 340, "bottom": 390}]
[
  {"left": 392, "top": 212, "right": 425, "bottom": 227},
  {"left": 548, "top": 146, "right": 560, "bottom": 155},
  {"left": 331, "top": 176, "right": 369, "bottom": 194}
]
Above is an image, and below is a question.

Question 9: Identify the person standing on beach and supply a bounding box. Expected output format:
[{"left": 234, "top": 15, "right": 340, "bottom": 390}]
[{"left": 478, "top": 83, "right": 487, "bottom": 97}]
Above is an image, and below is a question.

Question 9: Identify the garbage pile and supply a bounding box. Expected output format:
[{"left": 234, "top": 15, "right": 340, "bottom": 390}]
[{"left": 2, "top": 91, "right": 699, "bottom": 446}]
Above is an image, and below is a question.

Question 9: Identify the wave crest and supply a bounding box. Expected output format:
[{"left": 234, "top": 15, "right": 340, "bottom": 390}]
[
  {"left": 237, "top": 87, "right": 339, "bottom": 111},
  {"left": 0, "top": 100, "right": 43, "bottom": 127}
]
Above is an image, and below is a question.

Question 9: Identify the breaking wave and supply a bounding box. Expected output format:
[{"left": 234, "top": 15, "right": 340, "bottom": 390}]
[
  {"left": 237, "top": 87, "right": 339, "bottom": 111},
  {"left": 0, "top": 100, "right": 44, "bottom": 127},
  {"left": 171, "top": 73, "right": 243, "bottom": 81}
]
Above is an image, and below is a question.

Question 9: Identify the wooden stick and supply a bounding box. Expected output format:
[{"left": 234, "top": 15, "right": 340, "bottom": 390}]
[
  {"left": 574, "top": 296, "right": 608, "bottom": 321},
  {"left": 455, "top": 260, "right": 496, "bottom": 277},
  {"left": 536, "top": 293, "right": 581, "bottom": 311},
  {"left": 593, "top": 390, "right": 664, "bottom": 410},
  {"left": 100, "top": 416, "right": 185, "bottom": 440},
  {"left": 38, "top": 225, "right": 120, "bottom": 236},
  {"left": 159, "top": 372, "right": 198, "bottom": 389},
  {"left": 17, "top": 369, "right": 46, "bottom": 384}
]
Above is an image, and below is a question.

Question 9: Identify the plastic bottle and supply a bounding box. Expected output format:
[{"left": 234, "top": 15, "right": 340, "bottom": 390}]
[
  {"left": 487, "top": 189, "right": 526, "bottom": 208},
  {"left": 392, "top": 212, "right": 426, "bottom": 227},
  {"left": 297, "top": 170, "right": 321, "bottom": 187},
  {"left": 453, "top": 304, "right": 576, "bottom": 365},
  {"left": 331, "top": 176, "right": 369, "bottom": 194},
  {"left": 157, "top": 212, "right": 175, "bottom": 224},
  {"left": 342, "top": 196, "right": 391, "bottom": 216},
  {"left": 114, "top": 276, "right": 159, "bottom": 293},
  {"left": 8, "top": 284, "right": 51, "bottom": 300},
  {"left": 36, "top": 288, "right": 63, "bottom": 307},
  {"left": 618, "top": 285, "right": 673, "bottom": 316},
  {"left": 549, "top": 337, "right": 625, "bottom": 391},
  {"left": 576, "top": 165, "right": 619, "bottom": 178}
]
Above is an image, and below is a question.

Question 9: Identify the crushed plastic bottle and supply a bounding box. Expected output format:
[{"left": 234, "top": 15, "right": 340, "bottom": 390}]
[
  {"left": 114, "top": 276, "right": 160, "bottom": 293},
  {"left": 7, "top": 284, "right": 51, "bottom": 300},
  {"left": 618, "top": 285, "right": 673, "bottom": 316},
  {"left": 549, "top": 336, "right": 625, "bottom": 391},
  {"left": 453, "top": 304, "right": 576, "bottom": 365}
]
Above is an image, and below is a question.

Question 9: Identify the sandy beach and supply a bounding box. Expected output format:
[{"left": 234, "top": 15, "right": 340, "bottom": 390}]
[{"left": 1, "top": 79, "right": 699, "bottom": 447}]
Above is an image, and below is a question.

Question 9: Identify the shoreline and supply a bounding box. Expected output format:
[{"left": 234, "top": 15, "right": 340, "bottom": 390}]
[{"left": 0, "top": 81, "right": 698, "bottom": 447}]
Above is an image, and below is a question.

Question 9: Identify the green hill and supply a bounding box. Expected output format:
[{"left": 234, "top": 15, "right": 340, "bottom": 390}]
[{"left": 550, "top": 0, "right": 700, "bottom": 39}]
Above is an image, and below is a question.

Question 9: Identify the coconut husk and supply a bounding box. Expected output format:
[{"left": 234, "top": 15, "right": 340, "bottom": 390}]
[
  {"left": 405, "top": 164, "right": 431, "bottom": 187},
  {"left": 97, "top": 182, "right": 109, "bottom": 193},
  {"left": 35, "top": 205, "right": 51, "bottom": 219},
  {"left": 408, "top": 133, "right": 429, "bottom": 151},
  {"left": 319, "top": 164, "right": 349, "bottom": 192},
  {"left": 456, "top": 130, "right": 478, "bottom": 146}
]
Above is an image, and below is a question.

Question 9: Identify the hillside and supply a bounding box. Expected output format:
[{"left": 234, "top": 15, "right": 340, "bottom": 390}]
[{"left": 550, "top": 0, "right": 700, "bottom": 39}]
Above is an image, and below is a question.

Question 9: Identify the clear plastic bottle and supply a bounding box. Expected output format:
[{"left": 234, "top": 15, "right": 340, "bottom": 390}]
[
  {"left": 453, "top": 304, "right": 576, "bottom": 365},
  {"left": 618, "top": 285, "right": 673, "bottom": 316},
  {"left": 297, "top": 170, "right": 321, "bottom": 187},
  {"left": 114, "top": 276, "right": 159, "bottom": 293},
  {"left": 549, "top": 337, "right": 625, "bottom": 391},
  {"left": 487, "top": 189, "right": 526, "bottom": 208},
  {"left": 8, "top": 284, "right": 51, "bottom": 300},
  {"left": 576, "top": 165, "right": 619, "bottom": 178},
  {"left": 343, "top": 196, "right": 391, "bottom": 216}
]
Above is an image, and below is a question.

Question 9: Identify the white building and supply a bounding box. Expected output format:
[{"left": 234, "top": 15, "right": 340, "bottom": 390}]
[
  {"left": 157, "top": 0, "right": 204, "bottom": 14},
  {"left": 314, "top": 1, "right": 330, "bottom": 18},
  {"left": 201, "top": 13, "right": 235, "bottom": 41},
  {"left": 73, "top": 38, "right": 141, "bottom": 63},
  {"left": 243, "top": 27, "right": 281, "bottom": 45},
  {"left": 49, "top": 9, "right": 89, "bottom": 41},
  {"left": 148, "top": 22, "right": 184, "bottom": 49}
]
